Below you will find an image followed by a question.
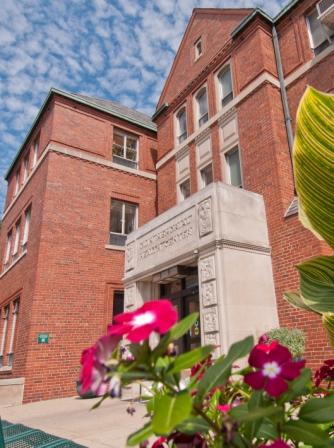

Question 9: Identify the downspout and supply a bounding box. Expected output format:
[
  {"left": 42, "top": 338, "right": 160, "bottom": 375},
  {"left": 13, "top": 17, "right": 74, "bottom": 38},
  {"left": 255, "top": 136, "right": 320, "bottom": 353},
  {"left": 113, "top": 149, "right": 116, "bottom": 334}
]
[{"left": 272, "top": 25, "right": 295, "bottom": 158}]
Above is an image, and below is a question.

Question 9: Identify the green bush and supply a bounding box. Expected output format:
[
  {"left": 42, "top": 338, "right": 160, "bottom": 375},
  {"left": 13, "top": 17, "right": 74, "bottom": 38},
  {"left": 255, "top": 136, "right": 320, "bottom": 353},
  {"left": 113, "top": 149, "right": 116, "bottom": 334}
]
[{"left": 266, "top": 327, "right": 305, "bottom": 359}]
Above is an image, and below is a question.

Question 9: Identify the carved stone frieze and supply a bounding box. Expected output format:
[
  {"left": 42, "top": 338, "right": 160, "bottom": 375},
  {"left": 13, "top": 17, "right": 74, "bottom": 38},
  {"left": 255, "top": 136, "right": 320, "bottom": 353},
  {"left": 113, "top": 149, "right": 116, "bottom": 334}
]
[
  {"left": 198, "top": 198, "right": 213, "bottom": 237},
  {"left": 199, "top": 256, "right": 216, "bottom": 283},
  {"left": 125, "top": 242, "right": 135, "bottom": 271},
  {"left": 203, "top": 308, "right": 219, "bottom": 333},
  {"left": 201, "top": 280, "right": 217, "bottom": 307},
  {"left": 124, "top": 285, "right": 136, "bottom": 309}
]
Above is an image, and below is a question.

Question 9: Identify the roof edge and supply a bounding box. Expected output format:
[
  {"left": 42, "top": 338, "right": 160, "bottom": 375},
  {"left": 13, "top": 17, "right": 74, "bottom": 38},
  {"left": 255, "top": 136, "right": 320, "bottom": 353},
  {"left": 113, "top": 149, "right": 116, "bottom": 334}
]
[
  {"left": 230, "top": 8, "right": 273, "bottom": 38},
  {"left": 5, "top": 88, "right": 156, "bottom": 180}
]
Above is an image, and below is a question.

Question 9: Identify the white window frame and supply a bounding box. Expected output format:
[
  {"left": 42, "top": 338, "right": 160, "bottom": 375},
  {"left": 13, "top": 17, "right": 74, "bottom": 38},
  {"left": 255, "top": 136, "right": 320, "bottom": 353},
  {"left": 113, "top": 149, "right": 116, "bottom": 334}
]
[
  {"left": 178, "top": 177, "right": 191, "bottom": 202},
  {"left": 32, "top": 137, "right": 39, "bottom": 168},
  {"left": 112, "top": 129, "right": 139, "bottom": 169},
  {"left": 306, "top": 8, "right": 333, "bottom": 55},
  {"left": 109, "top": 200, "right": 138, "bottom": 245},
  {"left": 194, "top": 38, "right": 202, "bottom": 60},
  {"left": 7, "top": 299, "right": 19, "bottom": 367},
  {"left": 223, "top": 146, "right": 243, "bottom": 188},
  {"left": 14, "top": 169, "right": 20, "bottom": 196},
  {"left": 199, "top": 163, "right": 214, "bottom": 189},
  {"left": 4, "top": 232, "right": 12, "bottom": 268},
  {"left": 12, "top": 221, "right": 21, "bottom": 259},
  {"left": 217, "top": 63, "right": 234, "bottom": 109},
  {"left": 194, "top": 85, "right": 209, "bottom": 130},
  {"left": 22, "top": 206, "right": 31, "bottom": 251},
  {"left": 0, "top": 306, "right": 9, "bottom": 367},
  {"left": 23, "top": 154, "right": 29, "bottom": 183},
  {"left": 175, "top": 105, "right": 188, "bottom": 146}
]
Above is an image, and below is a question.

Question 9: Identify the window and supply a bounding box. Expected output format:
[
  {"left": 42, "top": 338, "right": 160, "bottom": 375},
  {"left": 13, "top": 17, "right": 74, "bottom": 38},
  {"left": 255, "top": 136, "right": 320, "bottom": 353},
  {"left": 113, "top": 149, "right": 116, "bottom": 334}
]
[
  {"left": 218, "top": 66, "right": 233, "bottom": 107},
  {"left": 195, "top": 38, "right": 202, "bottom": 60},
  {"left": 196, "top": 87, "right": 208, "bottom": 128},
  {"left": 0, "top": 306, "right": 9, "bottom": 368},
  {"left": 225, "top": 147, "right": 242, "bottom": 188},
  {"left": 32, "top": 137, "right": 39, "bottom": 168},
  {"left": 176, "top": 107, "right": 187, "bottom": 144},
  {"left": 7, "top": 299, "right": 19, "bottom": 367},
  {"left": 14, "top": 169, "right": 20, "bottom": 196},
  {"left": 109, "top": 200, "right": 137, "bottom": 246},
  {"left": 23, "top": 154, "right": 29, "bottom": 183},
  {"left": 179, "top": 178, "right": 191, "bottom": 201},
  {"left": 200, "top": 163, "right": 213, "bottom": 188},
  {"left": 12, "top": 221, "right": 21, "bottom": 261},
  {"left": 3, "top": 231, "right": 12, "bottom": 269},
  {"left": 112, "top": 130, "right": 138, "bottom": 169},
  {"left": 307, "top": 8, "right": 333, "bottom": 55},
  {"left": 112, "top": 291, "right": 124, "bottom": 323},
  {"left": 22, "top": 206, "right": 31, "bottom": 252}
]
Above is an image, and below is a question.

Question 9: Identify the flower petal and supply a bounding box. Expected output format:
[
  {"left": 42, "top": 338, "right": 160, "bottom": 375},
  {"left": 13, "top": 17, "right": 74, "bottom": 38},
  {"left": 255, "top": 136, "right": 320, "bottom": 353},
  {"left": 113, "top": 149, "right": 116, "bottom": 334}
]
[
  {"left": 268, "top": 344, "right": 292, "bottom": 365},
  {"left": 95, "top": 335, "right": 121, "bottom": 364},
  {"left": 244, "top": 371, "right": 266, "bottom": 390},
  {"left": 127, "top": 324, "right": 154, "bottom": 343},
  {"left": 281, "top": 360, "right": 305, "bottom": 380},
  {"left": 108, "top": 323, "right": 132, "bottom": 336},
  {"left": 265, "top": 376, "right": 288, "bottom": 397},
  {"left": 249, "top": 346, "right": 269, "bottom": 368},
  {"left": 217, "top": 404, "right": 232, "bottom": 413}
]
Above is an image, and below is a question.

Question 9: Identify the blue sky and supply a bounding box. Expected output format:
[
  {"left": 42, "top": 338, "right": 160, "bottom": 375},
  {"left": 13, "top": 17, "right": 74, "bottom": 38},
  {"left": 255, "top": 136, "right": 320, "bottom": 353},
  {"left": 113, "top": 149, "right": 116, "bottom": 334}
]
[{"left": 0, "top": 0, "right": 289, "bottom": 212}]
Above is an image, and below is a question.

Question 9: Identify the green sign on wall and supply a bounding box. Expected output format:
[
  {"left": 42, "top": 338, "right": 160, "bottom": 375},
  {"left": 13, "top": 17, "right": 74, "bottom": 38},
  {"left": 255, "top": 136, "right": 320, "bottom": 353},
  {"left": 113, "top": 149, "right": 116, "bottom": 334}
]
[{"left": 38, "top": 333, "right": 49, "bottom": 344}]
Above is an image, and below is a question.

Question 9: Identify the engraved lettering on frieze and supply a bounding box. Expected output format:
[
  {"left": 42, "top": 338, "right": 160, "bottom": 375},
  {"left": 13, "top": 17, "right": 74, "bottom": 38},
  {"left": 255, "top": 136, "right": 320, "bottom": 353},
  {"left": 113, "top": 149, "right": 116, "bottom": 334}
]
[
  {"left": 203, "top": 308, "right": 219, "bottom": 333},
  {"left": 199, "top": 256, "right": 215, "bottom": 283},
  {"left": 198, "top": 198, "right": 213, "bottom": 237},
  {"left": 124, "top": 286, "right": 135, "bottom": 309},
  {"left": 201, "top": 280, "right": 217, "bottom": 307},
  {"left": 125, "top": 242, "right": 135, "bottom": 270},
  {"left": 138, "top": 214, "right": 194, "bottom": 261}
]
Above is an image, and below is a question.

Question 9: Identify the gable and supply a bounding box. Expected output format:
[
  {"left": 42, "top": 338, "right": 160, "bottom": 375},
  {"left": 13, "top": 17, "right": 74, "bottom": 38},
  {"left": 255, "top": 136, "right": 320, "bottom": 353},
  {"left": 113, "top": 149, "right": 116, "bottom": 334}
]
[{"left": 157, "top": 9, "right": 252, "bottom": 109}]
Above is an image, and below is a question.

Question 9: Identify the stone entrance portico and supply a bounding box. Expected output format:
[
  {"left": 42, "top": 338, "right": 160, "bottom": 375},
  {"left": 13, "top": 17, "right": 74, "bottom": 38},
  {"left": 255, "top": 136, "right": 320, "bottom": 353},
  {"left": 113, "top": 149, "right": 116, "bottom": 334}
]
[{"left": 124, "top": 182, "right": 278, "bottom": 355}]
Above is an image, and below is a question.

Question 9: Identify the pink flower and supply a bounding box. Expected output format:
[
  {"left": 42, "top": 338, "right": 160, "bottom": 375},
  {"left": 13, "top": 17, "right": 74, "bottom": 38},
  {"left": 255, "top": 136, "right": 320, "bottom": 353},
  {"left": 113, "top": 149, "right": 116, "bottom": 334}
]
[
  {"left": 259, "top": 440, "right": 290, "bottom": 448},
  {"left": 108, "top": 300, "right": 178, "bottom": 343},
  {"left": 151, "top": 437, "right": 167, "bottom": 448},
  {"left": 217, "top": 404, "right": 232, "bottom": 413},
  {"left": 258, "top": 333, "right": 270, "bottom": 344},
  {"left": 244, "top": 342, "right": 305, "bottom": 397},
  {"left": 80, "top": 334, "right": 121, "bottom": 395}
]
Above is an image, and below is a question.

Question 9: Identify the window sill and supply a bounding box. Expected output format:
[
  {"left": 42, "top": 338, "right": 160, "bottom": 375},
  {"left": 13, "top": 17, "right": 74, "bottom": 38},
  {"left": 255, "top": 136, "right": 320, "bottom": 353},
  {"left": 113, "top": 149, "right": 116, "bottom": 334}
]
[
  {"left": 0, "top": 250, "right": 27, "bottom": 279},
  {"left": 105, "top": 244, "right": 125, "bottom": 251},
  {"left": 0, "top": 366, "right": 12, "bottom": 373}
]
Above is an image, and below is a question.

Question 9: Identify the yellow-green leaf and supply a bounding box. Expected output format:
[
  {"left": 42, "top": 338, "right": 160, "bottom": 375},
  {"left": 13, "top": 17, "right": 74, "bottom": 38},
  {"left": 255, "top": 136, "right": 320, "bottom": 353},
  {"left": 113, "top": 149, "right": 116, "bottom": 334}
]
[
  {"left": 283, "top": 291, "right": 314, "bottom": 313},
  {"left": 322, "top": 312, "right": 334, "bottom": 347},
  {"left": 293, "top": 86, "right": 334, "bottom": 248}
]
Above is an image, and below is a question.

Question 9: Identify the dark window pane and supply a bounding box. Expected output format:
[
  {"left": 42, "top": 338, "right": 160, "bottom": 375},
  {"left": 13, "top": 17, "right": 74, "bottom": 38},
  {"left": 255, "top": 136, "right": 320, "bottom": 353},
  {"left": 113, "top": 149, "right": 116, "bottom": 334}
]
[
  {"left": 110, "top": 200, "right": 123, "bottom": 234},
  {"left": 113, "top": 291, "right": 124, "bottom": 322},
  {"left": 201, "top": 164, "right": 213, "bottom": 187},
  {"left": 179, "top": 179, "right": 190, "bottom": 200},
  {"left": 226, "top": 148, "right": 242, "bottom": 187},
  {"left": 124, "top": 203, "right": 136, "bottom": 234},
  {"left": 109, "top": 233, "right": 127, "bottom": 246}
]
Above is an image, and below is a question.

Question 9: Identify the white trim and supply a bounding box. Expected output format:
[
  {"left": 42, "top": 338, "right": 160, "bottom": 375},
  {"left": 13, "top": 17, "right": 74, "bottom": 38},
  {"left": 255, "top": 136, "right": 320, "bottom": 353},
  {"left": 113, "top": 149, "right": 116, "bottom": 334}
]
[
  {"left": 0, "top": 377, "right": 25, "bottom": 385},
  {"left": 215, "top": 61, "right": 234, "bottom": 111},
  {"left": 156, "top": 72, "right": 280, "bottom": 170},
  {"left": 285, "top": 43, "right": 334, "bottom": 86},
  {"left": 194, "top": 84, "right": 209, "bottom": 131},
  {"left": 112, "top": 128, "right": 139, "bottom": 168},
  {"left": 174, "top": 104, "right": 188, "bottom": 147},
  {"left": 2, "top": 143, "right": 156, "bottom": 220},
  {"left": 105, "top": 244, "right": 126, "bottom": 251},
  {"left": 0, "top": 251, "right": 27, "bottom": 279}
]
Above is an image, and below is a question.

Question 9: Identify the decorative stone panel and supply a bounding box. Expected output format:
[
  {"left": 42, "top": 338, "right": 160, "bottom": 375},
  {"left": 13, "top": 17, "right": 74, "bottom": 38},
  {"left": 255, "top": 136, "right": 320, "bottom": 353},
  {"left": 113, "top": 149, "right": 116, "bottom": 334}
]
[
  {"left": 199, "top": 256, "right": 215, "bottom": 283},
  {"left": 202, "top": 308, "right": 219, "bottom": 333},
  {"left": 124, "top": 285, "right": 136, "bottom": 309},
  {"left": 201, "top": 280, "right": 217, "bottom": 307},
  {"left": 125, "top": 242, "right": 135, "bottom": 271},
  {"left": 198, "top": 198, "right": 213, "bottom": 237}
]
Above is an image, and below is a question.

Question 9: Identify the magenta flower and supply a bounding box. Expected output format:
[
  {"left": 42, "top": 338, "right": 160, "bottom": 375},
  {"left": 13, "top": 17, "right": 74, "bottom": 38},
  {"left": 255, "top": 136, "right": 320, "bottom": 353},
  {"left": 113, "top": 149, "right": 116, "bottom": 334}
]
[
  {"left": 80, "top": 334, "right": 121, "bottom": 395},
  {"left": 217, "top": 404, "right": 232, "bottom": 413},
  {"left": 108, "top": 300, "right": 178, "bottom": 343},
  {"left": 314, "top": 359, "right": 334, "bottom": 387},
  {"left": 244, "top": 342, "right": 305, "bottom": 397},
  {"left": 259, "top": 440, "right": 291, "bottom": 448}
]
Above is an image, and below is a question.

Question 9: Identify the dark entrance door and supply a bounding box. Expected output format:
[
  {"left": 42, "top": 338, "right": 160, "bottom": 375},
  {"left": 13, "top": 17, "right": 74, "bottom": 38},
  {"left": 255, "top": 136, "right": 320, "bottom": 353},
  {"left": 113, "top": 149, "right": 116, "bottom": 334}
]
[{"left": 160, "top": 268, "right": 200, "bottom": 354}]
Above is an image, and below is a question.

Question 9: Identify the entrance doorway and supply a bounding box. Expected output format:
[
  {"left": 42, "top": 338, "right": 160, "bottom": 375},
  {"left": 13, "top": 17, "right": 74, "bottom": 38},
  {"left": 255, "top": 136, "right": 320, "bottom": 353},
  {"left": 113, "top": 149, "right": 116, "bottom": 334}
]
[{"left": 160, "top": 267, "right": 200, "bottom": 354}]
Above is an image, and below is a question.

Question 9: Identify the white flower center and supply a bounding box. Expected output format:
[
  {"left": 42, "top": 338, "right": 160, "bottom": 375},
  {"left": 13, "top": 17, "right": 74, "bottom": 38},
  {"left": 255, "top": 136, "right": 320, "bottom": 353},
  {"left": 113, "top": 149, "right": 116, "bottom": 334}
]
[
  {"left": 131, "top": 311, "right": 155, "bottom": 328},
  {"left": 262, "top": 361, "right": 281, "bottom": 378}
]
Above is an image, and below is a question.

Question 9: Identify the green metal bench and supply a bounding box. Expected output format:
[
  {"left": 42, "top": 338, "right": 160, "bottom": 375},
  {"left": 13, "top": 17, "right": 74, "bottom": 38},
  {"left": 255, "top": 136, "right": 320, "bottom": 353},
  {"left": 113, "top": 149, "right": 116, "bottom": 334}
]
[{"left": 0, "top": 419, "right": 86, "bottom": 448}]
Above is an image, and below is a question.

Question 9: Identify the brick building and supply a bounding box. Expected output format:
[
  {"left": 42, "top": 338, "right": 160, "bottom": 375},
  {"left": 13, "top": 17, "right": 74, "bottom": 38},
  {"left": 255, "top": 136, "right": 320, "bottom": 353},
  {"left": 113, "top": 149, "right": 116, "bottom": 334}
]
[{"left": 1, "top": 0, "right": 334, "bottom": 404}]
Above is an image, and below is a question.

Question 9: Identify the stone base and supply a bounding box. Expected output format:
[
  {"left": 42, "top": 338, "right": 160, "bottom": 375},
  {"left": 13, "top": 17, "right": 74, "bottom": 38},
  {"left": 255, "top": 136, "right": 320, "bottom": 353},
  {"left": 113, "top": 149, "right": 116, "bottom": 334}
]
[{"left": 0, "top": 377, "right": 24, "bottom": 407}]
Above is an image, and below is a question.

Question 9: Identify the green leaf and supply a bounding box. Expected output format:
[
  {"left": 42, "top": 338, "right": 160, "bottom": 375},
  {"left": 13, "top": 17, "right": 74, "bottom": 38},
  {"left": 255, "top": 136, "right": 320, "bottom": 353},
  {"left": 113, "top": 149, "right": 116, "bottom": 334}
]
[
  {"left": 297, "top": 256, "right": 334, "bottom": 314},
  {"left": 257, "top": 420, "right": 279, "bottom": 440},
  {"left": 323, "top": 312, "right": 334, "bottom": 347},
  {"left": 127, "top": 423, "right": 154, "bottom": 446},
  {"left": 195, "top": 336, "right": 254, "bottom": 403},
  {"left": 279, "top": 368, "right": 312, "bottom": 403},
  {"left": 231, "top": 405, "right": 283, "bottom": 423},
  {"left": 169, "top": 313, "right": 199, "bottom": 341},
  {"left": 152, "top": 391, "right": 192, "bottom": 436},
  {"left": 293, "top": 86, "right": 334, "bottom": 249},
  {"left": 176, "top": 416, "right": 211, "bottom": 435},
  {"left": 244, "top": 390, "right": 263, "bottom": 440},
  {"left": 299, "top": 394, "right": 334, "bottom": 423},
  {"left": 168, "top": 345, "right": 214, "bottom": 374},
  {"left": 284, "top": 291, "right": 314, "bottom": 313},
  {"left": 283, "top": 420, "right": 328, "bottom": 445}
]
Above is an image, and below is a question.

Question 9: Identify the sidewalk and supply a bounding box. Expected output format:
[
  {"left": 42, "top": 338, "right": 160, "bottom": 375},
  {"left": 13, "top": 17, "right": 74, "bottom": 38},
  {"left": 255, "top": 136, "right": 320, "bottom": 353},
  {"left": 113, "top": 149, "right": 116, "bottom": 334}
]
[{"left": 0, "top": 396, "right": 148, "bottom": 448}]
